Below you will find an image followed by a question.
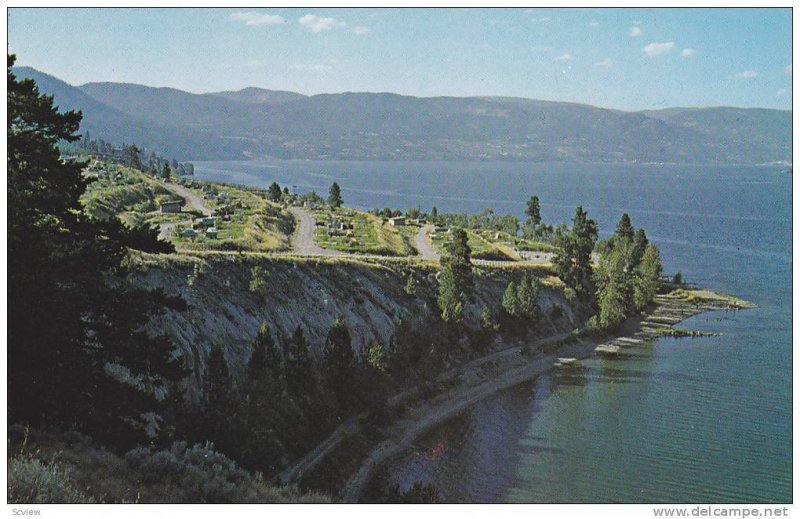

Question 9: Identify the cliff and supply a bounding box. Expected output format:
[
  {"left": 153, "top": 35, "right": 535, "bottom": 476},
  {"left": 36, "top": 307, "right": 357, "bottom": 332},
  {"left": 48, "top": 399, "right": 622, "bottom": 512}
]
[{"left": 130, "top": 252, "right": 578, "bottom": 392}]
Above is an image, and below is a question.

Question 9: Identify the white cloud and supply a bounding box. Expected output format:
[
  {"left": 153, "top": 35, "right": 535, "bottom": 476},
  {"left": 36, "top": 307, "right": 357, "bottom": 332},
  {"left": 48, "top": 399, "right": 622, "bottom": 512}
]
[
  {"left": 785, "top": 65, "right": 792, "bottom": 75},
  {"left": 352, "top": 25, "right": 369, "bottom": 35},
  {"left": 587, "top": 20, "right": 600, "bottom": 27},
  {"left": 628, "top": 26, "right": 642, "bottom": 37},
  {"left": 299, "top": 14, "right": 345, "bottom": 32},
  {"left": 555, "top": 53, "right": 575, "bottom": 61},
  {"left": 642, "top": 42, "right": 674, "bottom": 57},
  {"left": 681, "top": 48, "right": 696, "bottom": 57},
  {"left": 734, "top": 70, "right": 758, "bottom": 79},
  {"left": 531, "top": 17, "right": 551, "bottom": 23},
  {"left": 594, "top": 58, "right": 613, "bottom": 68},
  {"left": 230, "top": 12, "right": 285, "bottom": 26},
  {"left": 776, "top": 89, "right": 787, "bottom": 97},
  {"left": 290, "top": 63, "right": 333, "bottom": 72}
]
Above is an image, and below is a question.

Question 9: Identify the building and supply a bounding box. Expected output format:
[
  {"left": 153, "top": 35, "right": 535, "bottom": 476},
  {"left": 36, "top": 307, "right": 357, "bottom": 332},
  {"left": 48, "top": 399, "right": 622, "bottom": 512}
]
[
  {"left": 206, "top": 227, "right": 218, "bottom": 239},
  {"left": 180, "top": 228, "right": 197, "bottom": 239},
  {"left": 389, "top": 216, "right": 406, "bottom": 227},
  {"left": 160, "top": 200, "right": 183, "bottom": 213}
]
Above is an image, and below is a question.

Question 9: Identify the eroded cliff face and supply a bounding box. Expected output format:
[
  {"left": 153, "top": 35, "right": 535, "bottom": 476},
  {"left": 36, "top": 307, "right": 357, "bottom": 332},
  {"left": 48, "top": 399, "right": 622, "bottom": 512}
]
[{"left": 131, "top": 253, "right": 578, "bottom": 391}]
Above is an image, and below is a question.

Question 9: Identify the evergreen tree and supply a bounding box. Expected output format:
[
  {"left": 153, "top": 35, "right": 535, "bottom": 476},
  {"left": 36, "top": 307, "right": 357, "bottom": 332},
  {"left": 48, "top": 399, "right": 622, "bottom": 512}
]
[
  {"left": 122, "top": 144, "right": 143, "bottom": 170},
  {"left": 328, "top": 182, "right": 343, "bottom": 208},
  {"left": 633, "top": 244, "right": 662, "bottom": 311},
  {"left": 242, "top": 324, "right": 284, "bottom": 472},
  {"left": 516, "top": 272, "right": 541, "bottom": 319},
  {"left": 631, "top": 228, "right": 649, "bottom": 267},
  {"left": 284, "top": 326, "right": 312, "bottom": 396},
  {"left": 441, "top": 228, "right": 474, "bottom": 299},
  {"left": 437, "top": 266, "right": 464, "bottom": 323},
  {"left": 525, "top": 195, "right": 542, "bottom": 228},
  {"left": 8, "top": 55, "right": 184, "bottom": 447},
  {"left": 267, "top": 182, "right": 283, "bottom": 202},
  {"left": 203, "top": 344, "right": 238, "bottom": 453},
  {"left": 502, "top": 281, "right": 519, "bottom": 317},
  {"left": 553, "top": 206, "right": 598, "bottom": 294},
  {"left": 615, "top": 213, "right": 635, "bottom": 242},
  {"left": 323, "top": 317, "right": 355, "bottom": 413},
  {"left": 162, "top": 163, "right": 172, "bottom": 182}
]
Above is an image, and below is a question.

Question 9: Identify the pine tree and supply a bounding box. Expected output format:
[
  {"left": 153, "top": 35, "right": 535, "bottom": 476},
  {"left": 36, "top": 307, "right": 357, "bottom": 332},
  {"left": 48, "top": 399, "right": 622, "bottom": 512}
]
[
  {"left": 267, "top": 182, "right": 282, "bottom": 202},
  {"left": 203, "top": 344, "right": 238, "bottom": 453},
  {"left": 553, "top": 206, "right": 598, "bottom": 294},
  {"left": 8, "top": 55, "right": 183, "bottom": 447},
  {"left": 516, "top": 272, "right": 541, "bottom": 319},
  {"left": 525, "top": 195, "right": 542, "bottom": 228},
  {"left": 284, "top": 326, "right": 312, "bottom": 396},
  {"left": 328, "top": 182, "right": 343, "bottom": 208},
  {"left": 437, "top": 265, "right": 464, "bottom": 322},
  {"left": 502, "top": 281, "right": 519, "bottom": 317},
  {"left": 323, "top": 317, "right": 355, "bottom": 412},
  {"left": 615, "top": 213, "right": 635, "bottom": 242},
  {"left": 632, "top": 228, "right": 649, "bottom": 267},
  {"left": 441, "top": 227, "right": 474, "bottom": 299}
]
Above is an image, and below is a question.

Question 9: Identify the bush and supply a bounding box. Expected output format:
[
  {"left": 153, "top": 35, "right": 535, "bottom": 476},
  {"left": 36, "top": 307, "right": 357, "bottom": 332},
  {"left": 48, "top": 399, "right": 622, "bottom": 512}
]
[
  {"left": 8, "top": 456, "right": 93, "bottom": 504},
  {"left": 125, "top": 441, "right": 248, "bottom": 503}
]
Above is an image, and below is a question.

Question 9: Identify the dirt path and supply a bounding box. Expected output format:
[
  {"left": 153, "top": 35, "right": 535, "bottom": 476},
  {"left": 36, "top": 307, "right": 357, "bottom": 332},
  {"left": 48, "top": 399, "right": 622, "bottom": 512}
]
[
  {"left": 288, "top": 207, "right": 343, "bottom": 256},
  {"left": 414, "top": 224, "right": 439, "bottom": 260},
  {"left": 165, "top": 182, "right": 212, "bottom": 216},
  {"left": 155, "top": 183, "right": 214, "bottom": 241}
]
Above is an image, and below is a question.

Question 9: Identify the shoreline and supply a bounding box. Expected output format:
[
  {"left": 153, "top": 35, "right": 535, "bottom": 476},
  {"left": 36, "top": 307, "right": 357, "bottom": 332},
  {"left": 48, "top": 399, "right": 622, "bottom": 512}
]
[{"left": 338, "top": 287, "right": 755, "bottom": 502}]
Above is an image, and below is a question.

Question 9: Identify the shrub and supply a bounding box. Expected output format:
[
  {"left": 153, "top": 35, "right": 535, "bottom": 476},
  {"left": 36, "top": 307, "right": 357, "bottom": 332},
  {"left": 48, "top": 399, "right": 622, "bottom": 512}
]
[
  {"left": 8, "top": 456, "right": 93, "bottom": 504},
  {"left": 125, "top": 441, "right": 248, "bottom": 503}
]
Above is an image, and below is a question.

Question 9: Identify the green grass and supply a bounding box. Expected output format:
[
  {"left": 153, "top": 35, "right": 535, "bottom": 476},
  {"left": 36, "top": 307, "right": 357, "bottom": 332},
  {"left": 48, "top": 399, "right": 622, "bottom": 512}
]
[
  {"left": 81, "top": 165, "right": 179, "bottom": 221},
  {"left": 430, "top": 228, "right": 520, "bottom": 261}
]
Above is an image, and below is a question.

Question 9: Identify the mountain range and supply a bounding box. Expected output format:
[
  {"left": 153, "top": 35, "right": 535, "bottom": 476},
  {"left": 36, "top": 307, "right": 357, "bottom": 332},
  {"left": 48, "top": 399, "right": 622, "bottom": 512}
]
[{"left": 14, "top": 66, "right": 791, "bottom": 164}]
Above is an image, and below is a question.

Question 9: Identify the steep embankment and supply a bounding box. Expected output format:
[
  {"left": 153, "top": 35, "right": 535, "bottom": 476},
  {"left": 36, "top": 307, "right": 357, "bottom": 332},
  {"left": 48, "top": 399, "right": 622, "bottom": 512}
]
[{"left": 131, "top": 253, "right": 578, "bottom": 394}]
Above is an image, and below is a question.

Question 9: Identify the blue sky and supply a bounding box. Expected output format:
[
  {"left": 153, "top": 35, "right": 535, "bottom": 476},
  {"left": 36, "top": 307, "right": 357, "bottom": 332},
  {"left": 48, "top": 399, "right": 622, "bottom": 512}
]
[{"left": 8, "top": 7, "right": 792, "bottom": 110}]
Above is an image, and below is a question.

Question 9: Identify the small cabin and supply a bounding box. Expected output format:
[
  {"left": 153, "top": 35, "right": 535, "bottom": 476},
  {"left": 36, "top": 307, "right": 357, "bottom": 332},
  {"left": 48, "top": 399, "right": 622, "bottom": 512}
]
[
  {"left": 389, "top": 216, "right": 406, "bottom": 227},
  {"left": 201, "top": 217, "right": 216, "bottom": 227},
  {"left": 160, "top": 200, "right": 183, "bottom": 213},
  {"left": 180, "top": 228, "right": 197, "bottom": 239},
  {"left": 206, "top": 227, "right": 218, "bottom": 239}
]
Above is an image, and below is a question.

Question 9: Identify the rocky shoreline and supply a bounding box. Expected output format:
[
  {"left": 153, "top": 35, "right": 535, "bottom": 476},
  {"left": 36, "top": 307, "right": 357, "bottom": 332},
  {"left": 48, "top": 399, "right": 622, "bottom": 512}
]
[{"left": 338, "top": 287, "right": 755, "bottom": 502}]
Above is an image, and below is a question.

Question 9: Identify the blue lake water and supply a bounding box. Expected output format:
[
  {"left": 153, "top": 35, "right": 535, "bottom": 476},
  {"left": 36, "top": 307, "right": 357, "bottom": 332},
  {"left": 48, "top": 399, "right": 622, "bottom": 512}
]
[{"left": 194, "top": 160, "right": 792, "bottom": 503}]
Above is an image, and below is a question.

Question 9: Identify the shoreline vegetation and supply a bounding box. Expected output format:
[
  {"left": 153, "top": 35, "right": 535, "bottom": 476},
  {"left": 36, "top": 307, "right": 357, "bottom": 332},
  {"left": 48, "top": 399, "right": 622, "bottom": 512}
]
[
  {"left": 7, "top": 58, "right": 756, "bottom": 504},
  {"left": 284, "top": 285, "right": 755, "bottom": 502}
]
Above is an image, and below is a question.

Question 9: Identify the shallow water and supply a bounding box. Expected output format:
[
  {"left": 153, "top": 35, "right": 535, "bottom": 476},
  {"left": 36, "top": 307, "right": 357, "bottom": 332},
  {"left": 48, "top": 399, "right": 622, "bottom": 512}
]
[{"left": 194, "top": 160, "right": 792, "bottom": 503}]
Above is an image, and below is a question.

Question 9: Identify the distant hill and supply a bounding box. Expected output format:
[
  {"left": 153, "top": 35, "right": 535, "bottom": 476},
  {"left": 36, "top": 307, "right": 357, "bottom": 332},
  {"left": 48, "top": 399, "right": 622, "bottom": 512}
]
[
  {"left": 208, "top": 87, "right": 307, "bottom": 105},
  {"left": 13, "top": 66, "right": 791, "bottom": 164}
]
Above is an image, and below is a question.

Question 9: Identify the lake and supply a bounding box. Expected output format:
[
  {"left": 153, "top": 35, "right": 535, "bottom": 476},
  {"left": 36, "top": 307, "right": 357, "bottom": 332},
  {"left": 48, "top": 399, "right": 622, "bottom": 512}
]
[{"left": 193, "top": 160, "right": 792, "bottom": 503}]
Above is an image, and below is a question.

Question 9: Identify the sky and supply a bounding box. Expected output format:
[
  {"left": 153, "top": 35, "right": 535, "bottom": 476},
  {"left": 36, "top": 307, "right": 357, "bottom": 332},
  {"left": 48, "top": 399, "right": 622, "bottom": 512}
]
[{"left": 7, "top": 7, "right": 793, "bottom": 111}]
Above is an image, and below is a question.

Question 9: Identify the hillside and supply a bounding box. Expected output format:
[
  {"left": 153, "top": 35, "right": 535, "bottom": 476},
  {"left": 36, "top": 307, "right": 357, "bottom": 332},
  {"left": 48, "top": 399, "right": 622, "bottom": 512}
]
[{"left": 13, "top": 66, "right": 791, "bottom": 164}]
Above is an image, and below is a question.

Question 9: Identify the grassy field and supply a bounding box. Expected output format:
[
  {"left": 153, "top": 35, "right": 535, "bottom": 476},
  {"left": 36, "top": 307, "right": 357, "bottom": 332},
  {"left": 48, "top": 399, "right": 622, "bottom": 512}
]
[
  {"left": 312, "top": 207, "right": 415, "bottom": 256},
  {"left": 170, "top": 180, "right": 295, "bottom": 253},
  {"left": 430, "top": 228, "right": 521, "bottom": 261},
  {"left": 81, "top": 164, "right": 181, "bottom": 226}
]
